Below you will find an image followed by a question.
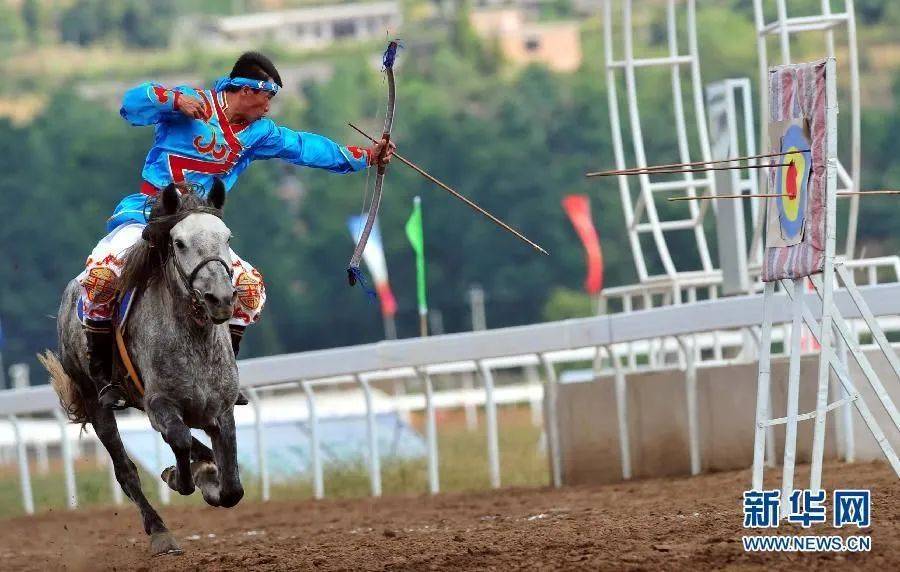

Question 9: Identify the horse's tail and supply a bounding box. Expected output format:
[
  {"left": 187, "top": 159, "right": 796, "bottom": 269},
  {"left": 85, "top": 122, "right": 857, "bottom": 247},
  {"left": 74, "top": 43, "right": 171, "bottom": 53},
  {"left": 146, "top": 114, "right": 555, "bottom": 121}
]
[{"left": 38, "top": 350, "right": 89, "bottom": 426}]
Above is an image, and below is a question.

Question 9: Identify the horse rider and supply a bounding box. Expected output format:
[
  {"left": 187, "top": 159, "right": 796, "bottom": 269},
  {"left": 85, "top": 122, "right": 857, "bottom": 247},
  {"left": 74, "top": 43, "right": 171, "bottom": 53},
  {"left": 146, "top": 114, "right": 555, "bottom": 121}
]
[{"left": 77, "top": 52, "right": 394, "bottom": 410}]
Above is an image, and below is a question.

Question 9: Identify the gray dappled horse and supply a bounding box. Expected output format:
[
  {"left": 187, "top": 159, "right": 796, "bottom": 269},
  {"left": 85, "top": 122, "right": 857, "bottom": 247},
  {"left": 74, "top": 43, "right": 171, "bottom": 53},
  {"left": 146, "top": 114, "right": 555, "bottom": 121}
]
[{"left": 40, "top": 182, "right": 243, "bottom": 556}]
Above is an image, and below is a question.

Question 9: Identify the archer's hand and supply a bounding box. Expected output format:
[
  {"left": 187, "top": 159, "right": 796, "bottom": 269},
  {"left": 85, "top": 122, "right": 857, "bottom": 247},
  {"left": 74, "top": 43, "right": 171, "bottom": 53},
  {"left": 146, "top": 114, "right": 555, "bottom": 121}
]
[
  {"left": 368, "top": 137, "right": 396, "bottom": 167},
  {"left": 175, "top": 94, "right": 206, "bottom": 120}
]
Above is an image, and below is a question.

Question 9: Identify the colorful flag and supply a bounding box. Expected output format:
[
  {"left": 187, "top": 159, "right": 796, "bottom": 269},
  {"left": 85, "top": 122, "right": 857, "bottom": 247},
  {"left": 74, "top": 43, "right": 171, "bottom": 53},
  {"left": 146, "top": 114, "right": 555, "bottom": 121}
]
[
  {"left": 348, "top": 215, "right": 397, "bottom": 317},
  {"left": 561, "top": 195, "right": 604, "bottom": 294},
  {"left": 405, "top": 196, "right": 427, "bottom": 317}
]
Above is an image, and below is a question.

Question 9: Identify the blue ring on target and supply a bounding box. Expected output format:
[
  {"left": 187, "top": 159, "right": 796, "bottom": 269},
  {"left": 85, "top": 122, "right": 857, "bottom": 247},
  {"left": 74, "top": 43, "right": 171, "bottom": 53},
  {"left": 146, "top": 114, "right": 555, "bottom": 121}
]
[{"left": 775, "top": 124, "right": 812, "bottom": 240}]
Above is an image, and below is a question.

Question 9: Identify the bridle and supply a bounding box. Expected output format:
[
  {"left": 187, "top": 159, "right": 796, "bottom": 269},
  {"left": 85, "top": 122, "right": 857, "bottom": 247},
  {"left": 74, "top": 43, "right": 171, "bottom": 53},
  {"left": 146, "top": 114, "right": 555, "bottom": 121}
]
[{"left": 168, "top": 239, "right": 234, "bottom": 324}]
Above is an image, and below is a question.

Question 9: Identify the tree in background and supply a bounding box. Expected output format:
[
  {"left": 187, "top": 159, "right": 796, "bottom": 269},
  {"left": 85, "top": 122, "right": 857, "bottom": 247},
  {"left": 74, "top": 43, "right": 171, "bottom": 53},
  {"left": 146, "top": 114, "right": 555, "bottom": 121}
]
[
  {"left": 21, "top": 0, "right": 42, "bottom": 45},
  {"left": 121, "top": 0, "right": 176, "bottom": 48},
  {"left": 60, "top": 0, "right": 112, "bottom": 46},
  {"left": 0, "top": 3, "right": 24, "bottom": 48},
  {"left": 60, "top": 0, "right": 175, "bottom": 48}
]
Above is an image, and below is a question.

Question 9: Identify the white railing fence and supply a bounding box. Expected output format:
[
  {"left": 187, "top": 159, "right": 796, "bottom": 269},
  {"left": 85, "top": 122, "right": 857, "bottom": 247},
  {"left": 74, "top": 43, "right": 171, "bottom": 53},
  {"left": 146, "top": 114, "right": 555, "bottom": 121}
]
[{"left": 3, "top": 282, "right": 900, "bottom": 515}]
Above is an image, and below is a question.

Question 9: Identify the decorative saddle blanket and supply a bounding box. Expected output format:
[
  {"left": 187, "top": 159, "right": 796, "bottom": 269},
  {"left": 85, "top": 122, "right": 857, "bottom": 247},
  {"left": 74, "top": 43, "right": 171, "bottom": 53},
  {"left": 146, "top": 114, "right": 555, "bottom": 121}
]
[{"left": 76, "top": 289, "right": 136, "bottom": 327}]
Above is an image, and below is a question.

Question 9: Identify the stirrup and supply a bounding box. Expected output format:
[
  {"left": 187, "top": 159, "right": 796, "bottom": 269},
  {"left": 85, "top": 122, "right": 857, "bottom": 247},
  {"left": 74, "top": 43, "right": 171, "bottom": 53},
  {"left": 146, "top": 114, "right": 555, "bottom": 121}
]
[{"left": 98, "top": 384, "right": 128, "bottom": 411}]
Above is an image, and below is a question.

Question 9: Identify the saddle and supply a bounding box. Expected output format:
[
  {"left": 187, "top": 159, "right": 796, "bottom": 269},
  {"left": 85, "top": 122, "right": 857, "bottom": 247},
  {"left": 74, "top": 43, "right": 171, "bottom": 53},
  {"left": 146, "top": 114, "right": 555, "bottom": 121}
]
[{"left": 78, "top": 289, "right": 145, "bottom": 404}]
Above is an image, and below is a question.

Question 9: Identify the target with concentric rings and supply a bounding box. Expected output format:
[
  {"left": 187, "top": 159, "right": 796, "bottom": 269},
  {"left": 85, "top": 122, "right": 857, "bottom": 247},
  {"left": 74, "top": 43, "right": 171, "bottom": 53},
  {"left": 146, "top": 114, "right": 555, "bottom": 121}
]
[{"left": 775, "top": 124, "right": 812, "bottom": 240}]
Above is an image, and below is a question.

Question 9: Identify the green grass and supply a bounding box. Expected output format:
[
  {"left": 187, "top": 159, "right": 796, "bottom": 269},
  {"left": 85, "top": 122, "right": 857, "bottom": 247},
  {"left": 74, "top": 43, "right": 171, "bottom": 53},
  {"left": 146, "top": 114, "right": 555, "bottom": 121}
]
[{"left": 0, "top": 406, "right": 547, "bottom": 519}]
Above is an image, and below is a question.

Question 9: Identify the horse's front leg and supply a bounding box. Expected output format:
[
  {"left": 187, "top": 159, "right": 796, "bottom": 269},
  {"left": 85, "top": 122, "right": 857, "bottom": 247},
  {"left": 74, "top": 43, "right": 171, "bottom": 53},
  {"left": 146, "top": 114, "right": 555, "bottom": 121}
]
[
  {"left": 208, "top": 407, "right": 244, "bottom": 508},
  {"left": 88, "top": 402, "right": 182, "bottom": 556},
  {"left": 146, "top": 395, "right": 195, "bottom": 496}
]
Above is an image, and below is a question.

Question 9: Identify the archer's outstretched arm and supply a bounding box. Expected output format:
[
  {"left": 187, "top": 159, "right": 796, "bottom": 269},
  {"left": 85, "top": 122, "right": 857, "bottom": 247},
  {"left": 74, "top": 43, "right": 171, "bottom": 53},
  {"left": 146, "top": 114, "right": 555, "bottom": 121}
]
[{"left": 251, "top": 120, "right": 371, "bottom": 174}]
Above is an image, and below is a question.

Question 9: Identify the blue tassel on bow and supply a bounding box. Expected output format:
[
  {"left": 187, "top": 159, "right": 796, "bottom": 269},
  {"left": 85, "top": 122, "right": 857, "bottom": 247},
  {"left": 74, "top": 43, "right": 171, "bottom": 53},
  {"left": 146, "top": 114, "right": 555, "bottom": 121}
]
[
  {"left": 382, "top": 39, "right": 403, "bottom": 70},
  {"left": 347, "top": 266, "right": 377, "bottom": 302}
]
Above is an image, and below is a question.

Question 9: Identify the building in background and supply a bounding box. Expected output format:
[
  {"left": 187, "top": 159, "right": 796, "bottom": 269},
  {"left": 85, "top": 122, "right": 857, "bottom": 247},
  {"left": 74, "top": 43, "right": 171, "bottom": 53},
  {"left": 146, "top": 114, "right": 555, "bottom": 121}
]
[
  {"left": 469, "top": 8, "right": 582, "bottom": 72},
  {"left": 182, "top": 2, "right": 403, "bottom": 50}
]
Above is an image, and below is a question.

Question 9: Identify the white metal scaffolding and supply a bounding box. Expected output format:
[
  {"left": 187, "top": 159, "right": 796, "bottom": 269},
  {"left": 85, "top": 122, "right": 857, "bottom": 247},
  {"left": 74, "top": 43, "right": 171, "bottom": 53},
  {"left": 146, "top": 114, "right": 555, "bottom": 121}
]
[
  {"left": 603, "top": 0, "right": 717, "bottom": 284},
  {"left": 753, "top": 0, "right": 861, "bottom": 258}
]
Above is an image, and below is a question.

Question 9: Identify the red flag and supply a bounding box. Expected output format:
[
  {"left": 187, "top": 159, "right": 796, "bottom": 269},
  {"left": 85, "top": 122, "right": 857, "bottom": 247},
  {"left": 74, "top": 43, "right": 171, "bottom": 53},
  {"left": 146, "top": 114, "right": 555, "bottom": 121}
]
[{"left": 562, "top": 195, "right": 604, "bottom": 294}]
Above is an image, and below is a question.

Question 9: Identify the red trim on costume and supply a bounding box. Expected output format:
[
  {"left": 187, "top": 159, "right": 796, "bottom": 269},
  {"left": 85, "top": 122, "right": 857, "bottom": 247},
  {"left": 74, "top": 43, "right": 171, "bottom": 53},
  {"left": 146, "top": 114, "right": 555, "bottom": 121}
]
[
  {"left": 99, "top": 254, "right": 125, "bottom": 267},
  {"left": 347, "top": 145, "right": 370, "bottom": 165},
  {"left": 152, "top": 85, "right": 170, "bottom": 104},
  {"left": 232, "top": 305, "right": 253, "bottom": 324},
  {"left": 212, "top": 94, "right": 243, "bottom": 163},
  {"left": 141, "top": 181, "right": 159, "bottom": 197},
  {"left": 167, "top": 154, "right": 233, "bottom": 183},
  {"left": 196, "top": 91, "right": 214, "bottom": 122},
  {"left": 193, "top": 132, "right": 229, "bottom": 160}
]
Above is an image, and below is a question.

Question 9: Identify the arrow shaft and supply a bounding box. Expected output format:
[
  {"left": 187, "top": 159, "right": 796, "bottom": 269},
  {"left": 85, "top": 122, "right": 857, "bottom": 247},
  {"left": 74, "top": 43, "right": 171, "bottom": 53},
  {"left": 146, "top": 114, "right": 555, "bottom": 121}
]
[
  {"left": 348, "top": 122, "right": 548, "bottom": 256},
  {"left": 586, "top": 149, "right": 810, "bottom": 178}
]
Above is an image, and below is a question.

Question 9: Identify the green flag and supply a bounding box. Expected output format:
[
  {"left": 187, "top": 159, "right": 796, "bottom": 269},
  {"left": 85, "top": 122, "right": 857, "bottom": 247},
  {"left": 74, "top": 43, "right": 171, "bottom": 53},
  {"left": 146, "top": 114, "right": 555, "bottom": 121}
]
[{"left": 405, "top": 196, "right": 427, "bottom": 316}]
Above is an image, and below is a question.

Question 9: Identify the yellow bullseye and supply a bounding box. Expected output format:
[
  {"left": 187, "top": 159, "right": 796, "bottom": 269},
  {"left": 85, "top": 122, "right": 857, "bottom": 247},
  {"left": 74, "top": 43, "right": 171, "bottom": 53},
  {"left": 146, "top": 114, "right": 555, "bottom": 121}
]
[{"left": 780, "top": 147, "right": 806, "bottom": 221}]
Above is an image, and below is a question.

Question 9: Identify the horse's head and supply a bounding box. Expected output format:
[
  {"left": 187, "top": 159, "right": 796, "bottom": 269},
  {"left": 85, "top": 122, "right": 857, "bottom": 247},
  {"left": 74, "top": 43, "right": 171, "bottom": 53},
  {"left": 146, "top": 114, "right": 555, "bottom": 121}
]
[{"left": 158, "top": 181, "right": 236, "bottom": 325}]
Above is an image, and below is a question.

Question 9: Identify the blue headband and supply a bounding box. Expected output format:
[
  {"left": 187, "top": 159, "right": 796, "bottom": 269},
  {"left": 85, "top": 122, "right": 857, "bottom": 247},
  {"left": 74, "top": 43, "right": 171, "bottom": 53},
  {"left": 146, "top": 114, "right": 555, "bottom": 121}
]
[{"left": 214, "top": 76, "right": 280, "bottom": 95}]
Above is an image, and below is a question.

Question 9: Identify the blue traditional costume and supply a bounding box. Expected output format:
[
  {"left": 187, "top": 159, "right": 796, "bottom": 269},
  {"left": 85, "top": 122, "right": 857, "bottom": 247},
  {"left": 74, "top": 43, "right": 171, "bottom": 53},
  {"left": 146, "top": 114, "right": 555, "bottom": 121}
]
[{"left": 78, "top": 77, "right": 372, "bottom": 326}]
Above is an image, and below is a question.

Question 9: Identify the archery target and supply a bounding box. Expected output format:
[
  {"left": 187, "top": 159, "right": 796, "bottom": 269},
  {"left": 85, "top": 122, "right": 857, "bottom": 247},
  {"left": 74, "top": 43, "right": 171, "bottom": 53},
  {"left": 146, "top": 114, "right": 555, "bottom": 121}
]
[
  {"left": 766, "top": 118, "right": 812, "bottom": 248},
  {"left": 775, "top": 124, "right": 812, "bottom": 239},
  {"left": 761, "top": 59, "right": 829, "bottom": 282}
]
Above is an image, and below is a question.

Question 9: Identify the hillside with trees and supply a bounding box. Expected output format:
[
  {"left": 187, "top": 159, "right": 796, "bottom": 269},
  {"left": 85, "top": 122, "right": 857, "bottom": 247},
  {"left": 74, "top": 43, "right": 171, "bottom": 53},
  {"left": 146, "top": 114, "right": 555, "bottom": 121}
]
[{"left": 0, "top": 1, "right": 898, "bottom": 379}]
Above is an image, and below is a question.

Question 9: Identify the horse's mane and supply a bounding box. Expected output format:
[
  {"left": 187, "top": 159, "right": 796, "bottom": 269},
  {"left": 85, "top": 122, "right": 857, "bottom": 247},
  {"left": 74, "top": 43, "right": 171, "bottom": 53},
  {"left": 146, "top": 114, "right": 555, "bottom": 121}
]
[{"left": 117, "top": 185, "right": 224, "bottom": 300}]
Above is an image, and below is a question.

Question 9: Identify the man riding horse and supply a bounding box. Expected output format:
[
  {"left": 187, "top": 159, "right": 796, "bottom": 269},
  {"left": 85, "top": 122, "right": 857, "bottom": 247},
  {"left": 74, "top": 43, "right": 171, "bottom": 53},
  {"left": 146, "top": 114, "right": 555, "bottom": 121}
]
[{"left": 77, "top": 52, "right": 394, "bottom": 410}]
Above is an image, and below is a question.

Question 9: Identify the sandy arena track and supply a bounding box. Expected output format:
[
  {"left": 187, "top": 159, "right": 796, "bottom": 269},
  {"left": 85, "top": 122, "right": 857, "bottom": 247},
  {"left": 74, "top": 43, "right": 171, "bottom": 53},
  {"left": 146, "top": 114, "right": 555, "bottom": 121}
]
[{"left": 0, "top": 461, "right": 896, "bottom": 571}]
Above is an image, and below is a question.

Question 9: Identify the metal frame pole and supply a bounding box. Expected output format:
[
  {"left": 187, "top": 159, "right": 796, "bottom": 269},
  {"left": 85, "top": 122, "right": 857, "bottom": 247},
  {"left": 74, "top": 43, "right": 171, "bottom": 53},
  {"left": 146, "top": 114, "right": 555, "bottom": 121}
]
[
  {"left": 539, "top": 354, "right": 562, "bottom": 488},
  {"left": 35, "top": 440, "right": 49, "bottom": 475},
  {"left": 10, "top": 415, "right": 34, "bottom": 514},
  {"left": 247, "top": 387, "right": 270, "bottom": 501},
  {"left": 668, "top": 0, "right": 713, "bottom": 272},
  {"left": 525, "top": 365, "right": 543, "bottom": 427},
  {"left": 53, "top": 409, "right": 77, "bottom": 509},
  {"left": 780, "top": 279, "right": 806, "bottom": 514},
  {"left": 356, "top": 375, "right": 382, "bottom": 497},
  {"left": 477, "top": 361, "right": 501, "bottom": 489},
  {"left": 416, "top": 368, "right": 440, "bottom": 494},
  {"left": 604, "top": 0, "right": 649, "bottom": 281},
  {"left": 462, "top": 372, "right": 478, "bottom": 431},
  {"left": 677, "top": 337, "right": 701, "bottom": 475},
  {"left": 810, "top": 59, "right": 839, "bottom": 492},
  {"left": 605, "top": 345, "right": 632, "bottom": 480},
  {"left": 686, "top": 0, "right": 717, "bottom": 238},
  {"left": 301, "top": 381, "right": 324, "bottom": 499},
  {"left": 844, "top": 0, "right": 861, "bottom": 257}
]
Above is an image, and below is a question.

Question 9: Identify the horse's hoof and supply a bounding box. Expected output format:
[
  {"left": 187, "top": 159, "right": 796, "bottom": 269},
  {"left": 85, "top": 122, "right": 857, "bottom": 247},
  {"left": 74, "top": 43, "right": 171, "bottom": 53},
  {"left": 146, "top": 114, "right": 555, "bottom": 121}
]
[
  {"left": 219, "top": 486, "right": 244, "bottom": 508},
  {"left": 161, "top": 466, "right": 195, "bottom": 496},
  {"left": 191, "top": 461, "right": 221, "bottom": 507},
  {"left": 150, "top": 531, "right": 183, "bottom": 556}
]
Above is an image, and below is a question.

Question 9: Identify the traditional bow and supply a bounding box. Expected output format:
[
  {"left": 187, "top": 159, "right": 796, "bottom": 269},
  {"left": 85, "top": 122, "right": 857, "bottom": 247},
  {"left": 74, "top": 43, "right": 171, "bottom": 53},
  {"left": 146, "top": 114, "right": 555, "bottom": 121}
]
[{"left": 347, "top": 40, "right": 399, "bottom": 289}]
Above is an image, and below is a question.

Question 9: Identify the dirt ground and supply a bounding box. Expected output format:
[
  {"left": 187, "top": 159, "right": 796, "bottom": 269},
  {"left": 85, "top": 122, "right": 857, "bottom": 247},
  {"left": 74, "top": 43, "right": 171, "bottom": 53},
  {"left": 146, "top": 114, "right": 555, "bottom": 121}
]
[{"left": 0, "top": 461, "right": 896, "bottom": 571}]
